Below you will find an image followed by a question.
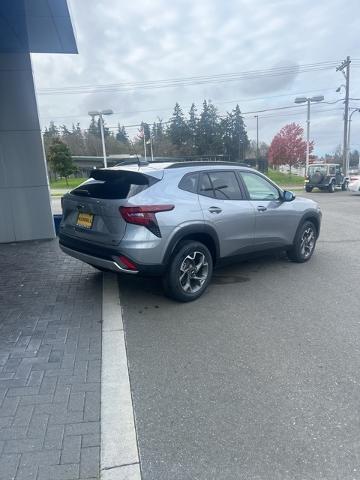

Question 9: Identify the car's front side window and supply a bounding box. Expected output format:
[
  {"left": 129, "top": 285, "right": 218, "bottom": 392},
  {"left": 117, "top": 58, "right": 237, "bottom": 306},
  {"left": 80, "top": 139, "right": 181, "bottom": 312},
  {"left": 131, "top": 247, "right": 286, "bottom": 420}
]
[{"left": 241, "top": 172, "right": 280, "bottom": 201}]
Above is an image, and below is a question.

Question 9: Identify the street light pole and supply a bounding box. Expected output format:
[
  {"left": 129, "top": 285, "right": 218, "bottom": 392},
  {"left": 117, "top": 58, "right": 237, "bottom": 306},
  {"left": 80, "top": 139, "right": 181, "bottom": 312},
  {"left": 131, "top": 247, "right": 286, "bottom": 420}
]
[
  {"left": 98, "top": 114, "right": 107, "bottom": 168},
  {"left": 294, "top": 95, "right": 324, "bottom": 176},
  {"left": 88, "top": 109, "right": 113, "bottom": 168}
]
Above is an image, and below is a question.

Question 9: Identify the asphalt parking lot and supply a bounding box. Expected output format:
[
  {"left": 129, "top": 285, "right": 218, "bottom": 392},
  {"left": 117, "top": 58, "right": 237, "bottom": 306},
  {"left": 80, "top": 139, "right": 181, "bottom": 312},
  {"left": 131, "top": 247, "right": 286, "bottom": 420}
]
[{"left": 118, "top": 191, "right": 360, "bottom": 480}]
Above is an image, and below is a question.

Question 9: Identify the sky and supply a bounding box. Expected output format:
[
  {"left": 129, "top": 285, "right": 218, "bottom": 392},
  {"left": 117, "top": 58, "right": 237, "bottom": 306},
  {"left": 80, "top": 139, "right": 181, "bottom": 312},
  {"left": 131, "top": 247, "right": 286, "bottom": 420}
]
[{"left": 31, "top": 0, "right": 360, "bottom": 156}]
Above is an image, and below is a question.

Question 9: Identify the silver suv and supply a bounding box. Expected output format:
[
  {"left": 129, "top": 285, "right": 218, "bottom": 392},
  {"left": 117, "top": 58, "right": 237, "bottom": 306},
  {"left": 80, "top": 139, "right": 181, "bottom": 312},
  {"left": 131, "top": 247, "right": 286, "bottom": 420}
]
[{"left": 59, "top": 161, "right": 322, "bottom": 301}]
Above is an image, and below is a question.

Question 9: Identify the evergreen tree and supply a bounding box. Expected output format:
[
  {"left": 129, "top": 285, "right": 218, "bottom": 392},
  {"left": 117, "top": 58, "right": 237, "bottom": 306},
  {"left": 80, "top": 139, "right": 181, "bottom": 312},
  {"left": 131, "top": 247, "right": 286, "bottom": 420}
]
[
  {"left": 197, "top": 100, "right": 222, "bottom": 155},
  {"left": 168, "top": 103, "right": 187, "bottom": 146},
  {"left": 116, "top": 124, "right": 128, "bottom": 143},
  {"left": 187, "top": 103, "right": 198, "bottom": 152},
  {"left": 88, "top": 117, "right": 110, "bottom": 138},
  {"left": 221, "top": 105, "right": 249, "bottom": 161},
  {"left": 43, "top": 121, "right": 60, "bottom": 156},
  {"left": 139, "top": 122, "right": 151, "bottom": 141}
]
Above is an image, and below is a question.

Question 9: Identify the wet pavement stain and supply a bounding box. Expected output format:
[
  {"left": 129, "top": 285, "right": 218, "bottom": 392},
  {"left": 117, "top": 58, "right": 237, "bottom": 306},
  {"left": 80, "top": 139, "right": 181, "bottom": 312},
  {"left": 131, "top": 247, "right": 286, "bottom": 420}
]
[{"left": 212, "top": 274, "right": 250, "bottom": 285}]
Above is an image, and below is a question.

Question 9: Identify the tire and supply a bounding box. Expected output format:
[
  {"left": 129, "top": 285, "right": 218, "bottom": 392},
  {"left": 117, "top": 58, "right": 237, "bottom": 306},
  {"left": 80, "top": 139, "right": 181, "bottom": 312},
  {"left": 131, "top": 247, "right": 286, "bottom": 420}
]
[
  {"left": 287, "top": 221, "right": 317, "bottom": 263},
  {"left": 328, "top": 181, "right": 335, "bottom": 193},
  {"left": 305, "top": 186, "right": 313, "bottom": 192},
  {"left": 309, "top": 172, "right": 324, "bottom": 185},
  {"left": 342, "top": 181, "right": 348, "bottom": 191},
  {"left": 163, "top": 240, "right": 213, "bottom": 302}
]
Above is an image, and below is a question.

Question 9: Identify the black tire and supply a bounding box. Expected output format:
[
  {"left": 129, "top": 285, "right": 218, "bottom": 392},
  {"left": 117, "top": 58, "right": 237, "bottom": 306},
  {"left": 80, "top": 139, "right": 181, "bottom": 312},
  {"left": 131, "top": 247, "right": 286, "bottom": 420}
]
[
  {"left": 328, "top": 181, "right": 335, "bottom": 193},
  {"left": 342, "top": 181, "right": 348, "bottom": 191},
  {"left": 287, "top": 221, "right": 317, "bottom": 263},
  {"left": 163, "top": 240, "right": 213, "bottom": 302},
  {"left": 305, "top": 186, "right": 313, "bottom": 192}
]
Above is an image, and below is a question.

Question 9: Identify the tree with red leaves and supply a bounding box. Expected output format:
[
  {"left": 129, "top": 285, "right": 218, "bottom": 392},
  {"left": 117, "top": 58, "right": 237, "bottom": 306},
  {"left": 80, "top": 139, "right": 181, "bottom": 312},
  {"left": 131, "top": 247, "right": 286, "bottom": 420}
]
[{"left": 268, "top": 123, "right": 313, "bottom": 173}]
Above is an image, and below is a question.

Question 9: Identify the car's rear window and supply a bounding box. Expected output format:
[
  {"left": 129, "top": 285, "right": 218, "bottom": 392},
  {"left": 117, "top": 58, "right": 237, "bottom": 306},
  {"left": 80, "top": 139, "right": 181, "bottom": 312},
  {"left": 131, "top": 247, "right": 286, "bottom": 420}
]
[
  {"left": 308, "top": 165, "right": 328, "bottom": 176},
  {"left": 71, "top": 170, "right": 158, "bottom": 199}
]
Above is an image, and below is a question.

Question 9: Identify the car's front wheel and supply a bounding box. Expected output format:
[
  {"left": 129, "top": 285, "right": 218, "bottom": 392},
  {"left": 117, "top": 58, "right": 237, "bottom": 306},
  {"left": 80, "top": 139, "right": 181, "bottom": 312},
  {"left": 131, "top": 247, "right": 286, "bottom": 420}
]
[
  {"left": 328, "top": 181, "right": 335, "bottom": 193},
  {"left": 342, "top": 181, "right": 348, "bottom": 191},
  {"left": 163, "top": 241, "right": 213, "bottom": 302},
  {"left": 287, "top": 221, "right": 317, "bottom": 263},
  {"left": 305, "top": 186, "right": 313, "bottom": 192}
]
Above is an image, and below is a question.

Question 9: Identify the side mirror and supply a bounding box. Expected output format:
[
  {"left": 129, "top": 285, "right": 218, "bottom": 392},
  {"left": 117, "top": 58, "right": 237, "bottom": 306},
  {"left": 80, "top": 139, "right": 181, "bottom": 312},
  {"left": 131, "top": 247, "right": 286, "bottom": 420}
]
[{"left": 283, "top": 190, "right": 295, "bottom": 202}]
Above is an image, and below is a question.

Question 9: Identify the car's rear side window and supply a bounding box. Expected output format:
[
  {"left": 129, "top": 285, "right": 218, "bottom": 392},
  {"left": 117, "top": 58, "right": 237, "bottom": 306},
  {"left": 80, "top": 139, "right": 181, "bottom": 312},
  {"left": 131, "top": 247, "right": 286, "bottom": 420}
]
[
  {"left": 71, "top": 170, "right": 157, "bottom": 199},
  {"left": 178, "top": 173, "right": 199, "bottom": 193}
]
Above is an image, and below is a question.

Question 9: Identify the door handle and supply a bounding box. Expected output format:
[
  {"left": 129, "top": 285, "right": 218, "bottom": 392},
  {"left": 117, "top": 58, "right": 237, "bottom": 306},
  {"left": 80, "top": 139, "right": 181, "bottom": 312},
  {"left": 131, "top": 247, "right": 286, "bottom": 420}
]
[
  {"left": 208, "top": 206, "right": 222, "bottom": 214},
  {"left": 257, "top": 206, "right": 267, "bottom": 212}
]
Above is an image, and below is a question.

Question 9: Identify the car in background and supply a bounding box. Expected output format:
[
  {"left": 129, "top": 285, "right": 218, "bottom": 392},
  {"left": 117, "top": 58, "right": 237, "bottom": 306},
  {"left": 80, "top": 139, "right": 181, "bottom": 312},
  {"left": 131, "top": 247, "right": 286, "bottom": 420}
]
[
  {"left": 305, "top": 163, "right": 349, "bottom": 192},
  {"left": 59, "top": 161, "right": 322, "bottom": 302},
  {"left": 348, "top": 174, "right": 360, "bottom": 194}
]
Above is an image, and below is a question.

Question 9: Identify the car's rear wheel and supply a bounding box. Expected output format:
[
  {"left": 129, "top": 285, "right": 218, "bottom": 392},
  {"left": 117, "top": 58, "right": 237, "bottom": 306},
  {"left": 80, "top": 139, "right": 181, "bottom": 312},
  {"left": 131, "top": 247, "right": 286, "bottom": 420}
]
[
  {"left": 163, "top": 241, "right": 213, "bottom": 302},
  {"left": 328, "top": 181, "right": 335, "bottom": 193},
  {"left": 342, "top": 181, "right": 348, "bottom": 191},
  {"left": 287, "top": 221, "right": 317, "bottom": 263},
  {"left": 305, "top": 186, "right": 313, "bottom": 192}
]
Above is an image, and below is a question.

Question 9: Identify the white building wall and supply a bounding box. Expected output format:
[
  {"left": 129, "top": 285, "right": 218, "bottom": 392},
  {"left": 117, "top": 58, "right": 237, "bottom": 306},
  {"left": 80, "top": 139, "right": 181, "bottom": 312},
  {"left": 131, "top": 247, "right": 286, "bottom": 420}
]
[{"left": 0, "top": 53, "right": 55, "bottom": 242}]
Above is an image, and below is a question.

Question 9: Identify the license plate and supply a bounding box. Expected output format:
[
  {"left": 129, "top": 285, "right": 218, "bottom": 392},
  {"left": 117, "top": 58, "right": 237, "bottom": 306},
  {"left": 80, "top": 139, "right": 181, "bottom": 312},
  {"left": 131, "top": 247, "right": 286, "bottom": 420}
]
[{"left": 76, "top": 212, "right": 94, "bottom": 229}]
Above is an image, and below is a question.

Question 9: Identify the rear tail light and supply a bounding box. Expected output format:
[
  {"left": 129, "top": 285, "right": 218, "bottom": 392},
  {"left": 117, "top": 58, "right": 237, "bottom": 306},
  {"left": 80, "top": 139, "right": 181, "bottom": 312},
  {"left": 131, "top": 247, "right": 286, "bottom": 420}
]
[{"left": 119, "top": 205, "right": 174, "bottom": 237}]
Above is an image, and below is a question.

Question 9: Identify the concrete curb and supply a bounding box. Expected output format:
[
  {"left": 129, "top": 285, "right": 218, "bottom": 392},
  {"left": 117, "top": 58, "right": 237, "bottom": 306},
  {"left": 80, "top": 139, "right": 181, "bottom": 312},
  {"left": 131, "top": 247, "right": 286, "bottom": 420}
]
[{"left": 101, "top": 273, "right": 141, "bottom": 479}]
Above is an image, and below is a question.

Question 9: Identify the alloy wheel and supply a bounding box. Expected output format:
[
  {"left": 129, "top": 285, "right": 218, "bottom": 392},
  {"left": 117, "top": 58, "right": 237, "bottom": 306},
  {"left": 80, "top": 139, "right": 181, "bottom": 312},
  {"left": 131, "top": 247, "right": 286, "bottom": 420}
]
[
  {"left": 300, "top": 227, "right": 315, "bottom": 259},
  {"left": 179, "top": 251, "right": 209, "bottom": 293}
]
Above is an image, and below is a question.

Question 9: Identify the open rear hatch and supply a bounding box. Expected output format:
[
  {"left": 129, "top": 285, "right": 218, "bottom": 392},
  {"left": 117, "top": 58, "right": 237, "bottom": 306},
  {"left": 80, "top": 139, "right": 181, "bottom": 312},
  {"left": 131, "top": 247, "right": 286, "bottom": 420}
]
[{"left": 60, "top": 168, "right": 160, "bottom": 246}]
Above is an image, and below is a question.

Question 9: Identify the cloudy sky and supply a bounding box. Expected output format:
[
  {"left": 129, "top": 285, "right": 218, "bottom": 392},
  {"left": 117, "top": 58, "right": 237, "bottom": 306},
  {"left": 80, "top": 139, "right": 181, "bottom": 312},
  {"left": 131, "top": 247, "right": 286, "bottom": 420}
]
[{"left": 31, "top": 0, "right": 360, "bottom": 155}]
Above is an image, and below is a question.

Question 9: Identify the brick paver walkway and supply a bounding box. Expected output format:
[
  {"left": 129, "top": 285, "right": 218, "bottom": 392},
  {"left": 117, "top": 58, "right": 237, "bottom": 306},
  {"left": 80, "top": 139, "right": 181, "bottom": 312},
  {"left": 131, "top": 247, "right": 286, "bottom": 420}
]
[{"left": 0, "top": 240, "right": 102, "bottom": 480}]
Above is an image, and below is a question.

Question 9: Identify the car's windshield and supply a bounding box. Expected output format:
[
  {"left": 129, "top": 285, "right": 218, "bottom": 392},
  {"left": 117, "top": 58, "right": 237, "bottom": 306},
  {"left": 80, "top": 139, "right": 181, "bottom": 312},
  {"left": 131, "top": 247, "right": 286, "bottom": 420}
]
[{"left": 308, "top": 165, "right": 328, "bottom": 176}]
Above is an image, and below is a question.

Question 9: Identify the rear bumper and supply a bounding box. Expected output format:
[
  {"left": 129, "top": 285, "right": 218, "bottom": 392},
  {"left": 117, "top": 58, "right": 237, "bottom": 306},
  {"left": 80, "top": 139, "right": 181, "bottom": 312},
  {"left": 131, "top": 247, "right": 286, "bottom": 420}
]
[
  {"left": 59, "top": 244, "right": 138, "bottom": 274},
  {"left": 59, "top": 233, "right": 165, "bottom": 275}
]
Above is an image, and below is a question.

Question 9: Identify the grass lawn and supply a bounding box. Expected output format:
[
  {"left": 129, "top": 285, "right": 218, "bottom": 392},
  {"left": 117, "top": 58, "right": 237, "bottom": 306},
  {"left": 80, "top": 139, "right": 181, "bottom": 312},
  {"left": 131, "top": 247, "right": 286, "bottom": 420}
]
[
  {"left": 267, "top": 169, "right": 305, "bottom": 186},
  {"left": 50, "top": 177, "right": 86, "bottom": 189},
  {"left": 49, "top": 170, "right": 304, "bottom": 190}
]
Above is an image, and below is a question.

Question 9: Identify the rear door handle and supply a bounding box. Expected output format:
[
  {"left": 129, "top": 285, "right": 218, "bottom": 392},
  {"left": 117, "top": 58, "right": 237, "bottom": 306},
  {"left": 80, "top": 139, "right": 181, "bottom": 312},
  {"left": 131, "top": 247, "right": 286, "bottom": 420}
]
[
  {"left": 208, "top": 206, "right": 222, "bottom": 214},
  {"left": 257, "top": 206, "right": 267, "bottom": 212}
]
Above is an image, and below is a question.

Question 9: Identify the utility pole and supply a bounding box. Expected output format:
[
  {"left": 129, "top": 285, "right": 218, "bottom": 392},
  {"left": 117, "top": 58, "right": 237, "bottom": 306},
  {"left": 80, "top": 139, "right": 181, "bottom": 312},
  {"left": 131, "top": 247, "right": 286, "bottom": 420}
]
[
  {"left": 150, "top": 137, "right": 154, "bottom": 162},
  {"left": 306, "top": 99, "right": 310, "bottom": 175},
  {"left": 347, "top": 108, "right": 360, "bottom": 171},
  {"left": 336, "top": 56, "right": 351, "bottom": 175},
  {"left": 255, "top": 115, "right": 259, "bottom": 160}
]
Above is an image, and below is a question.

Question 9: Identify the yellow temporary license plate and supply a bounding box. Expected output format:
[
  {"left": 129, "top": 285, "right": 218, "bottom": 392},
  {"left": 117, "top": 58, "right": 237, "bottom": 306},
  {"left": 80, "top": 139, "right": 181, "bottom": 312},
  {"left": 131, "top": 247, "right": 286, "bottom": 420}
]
[{"left": 76, "top": 212, "right": 94, "bottom": 229}]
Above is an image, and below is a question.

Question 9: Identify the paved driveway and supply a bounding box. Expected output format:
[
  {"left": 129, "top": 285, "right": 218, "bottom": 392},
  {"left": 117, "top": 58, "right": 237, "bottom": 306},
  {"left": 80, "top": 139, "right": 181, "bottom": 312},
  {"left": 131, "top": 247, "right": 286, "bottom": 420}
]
[
  {"left": 0, "top": 241, "right": 101, "bottom": 480},
  {"left": 119, "top": 191, "right": 360, "bottom": 480}
]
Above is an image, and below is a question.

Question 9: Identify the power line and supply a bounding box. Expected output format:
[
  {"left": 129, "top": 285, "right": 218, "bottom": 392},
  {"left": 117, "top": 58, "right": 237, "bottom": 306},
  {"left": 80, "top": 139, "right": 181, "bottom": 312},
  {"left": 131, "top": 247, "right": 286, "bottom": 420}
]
[
  {"left": 40, "top": 89, "right": 346, "bottom": 121},
  {"left": 37, "top": 60, "right": 348, "bottom": 96}
]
